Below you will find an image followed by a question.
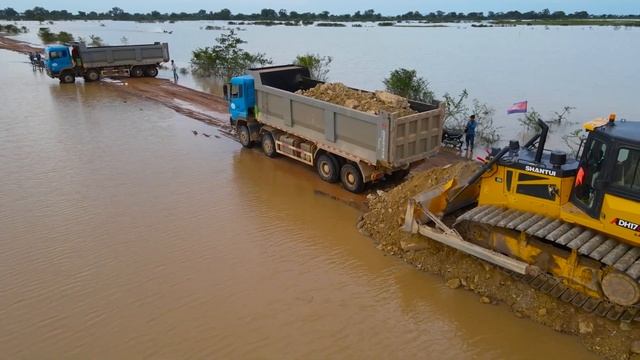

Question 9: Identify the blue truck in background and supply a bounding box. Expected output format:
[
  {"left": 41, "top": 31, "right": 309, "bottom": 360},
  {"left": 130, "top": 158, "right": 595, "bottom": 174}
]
[
  {"left": 224, "top": 65, "right": 445, "bottom": 193},
  {"left": 44, "top": 42, "right": 169, "bottom": 84}
]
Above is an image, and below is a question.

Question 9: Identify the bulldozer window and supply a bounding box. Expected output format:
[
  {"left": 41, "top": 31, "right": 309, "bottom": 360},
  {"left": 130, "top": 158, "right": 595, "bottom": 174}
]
[
  {"left": 574, "top": 139, "right": 607, "bottom": 210},
  {"left": 612, "top": 148, "right": 640, "bottom": 193}
]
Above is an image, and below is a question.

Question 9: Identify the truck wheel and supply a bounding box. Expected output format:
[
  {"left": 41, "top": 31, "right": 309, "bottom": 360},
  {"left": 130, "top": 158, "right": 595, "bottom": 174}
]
[
  {"left": 340, "top": 163, "right": 365, "bottom": 193},
  {"left": 144, "top": 66, "right": 159, "bottom": 77},
  {"left": 316, "top": 154, "right": 340, "bottom": 183},
  {"left": 238, "top": 125, "right": 252, "bottom": 148},
  {"left": 60, "top": 73, "right": 75, "bottom": 84},
  {"left": 131, "top": 67, "right": 144, "bottom": 78},
  {"left": 261, "top": 132, "right": 277, "bottom": 158},
  {"left": 85, "top": 69, "right": 100, "bottom": 82}
]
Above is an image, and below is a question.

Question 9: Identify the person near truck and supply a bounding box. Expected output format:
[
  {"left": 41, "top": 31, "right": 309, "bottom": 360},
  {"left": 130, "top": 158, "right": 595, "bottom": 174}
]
[
  {"left": 464, "top": 114, "right": 477, "bottom": 151},
  {"left": 171, "top": 60, "right": 178, "bottom": 83}
]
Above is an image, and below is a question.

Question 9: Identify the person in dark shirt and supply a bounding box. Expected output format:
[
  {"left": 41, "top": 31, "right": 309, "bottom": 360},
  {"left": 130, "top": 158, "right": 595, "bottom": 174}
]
[{"left": 464, "top": 114, "right": 477, "bottom": 151}]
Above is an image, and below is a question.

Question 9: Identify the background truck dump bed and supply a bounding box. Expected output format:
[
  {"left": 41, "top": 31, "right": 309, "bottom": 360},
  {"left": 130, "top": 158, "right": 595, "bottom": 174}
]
[
  {"left": 78, "top": 42, "right": 170, "bottom": 68},
  {"left": 248, "top": 66, "right": 444, "bottom": 168}
]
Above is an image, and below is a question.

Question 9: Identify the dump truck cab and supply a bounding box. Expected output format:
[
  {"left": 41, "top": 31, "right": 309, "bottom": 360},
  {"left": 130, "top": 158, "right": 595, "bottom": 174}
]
[
  {"left": 225, "top": 75, "right": 255, "bottom": 124},
  {"left": 44, "top": 44, "right": 73, "bottom": 77}
]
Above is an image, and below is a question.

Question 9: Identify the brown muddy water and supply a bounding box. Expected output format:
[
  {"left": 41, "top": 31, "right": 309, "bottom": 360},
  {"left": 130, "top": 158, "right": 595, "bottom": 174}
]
[{"left": 0, "top": 49, "right": 596, "bottom": 359}]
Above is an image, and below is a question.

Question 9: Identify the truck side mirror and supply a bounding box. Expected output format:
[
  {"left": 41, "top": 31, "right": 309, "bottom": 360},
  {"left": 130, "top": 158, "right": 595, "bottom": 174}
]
[{"left": 223, "top": 84, "right": 229, "bottom": 100}]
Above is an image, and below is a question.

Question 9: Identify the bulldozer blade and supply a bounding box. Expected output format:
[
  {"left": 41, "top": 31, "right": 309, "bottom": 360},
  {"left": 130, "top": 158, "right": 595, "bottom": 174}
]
[{"left": 404, "top": 176, "right": 480, "bottom": 227}]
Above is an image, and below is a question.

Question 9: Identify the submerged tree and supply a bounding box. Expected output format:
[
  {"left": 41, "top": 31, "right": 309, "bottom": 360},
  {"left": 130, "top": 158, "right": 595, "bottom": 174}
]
[
  {"left": 443, "top": 90, "right": 501, "bottom": 147},
  {"left": 56, "top": 31, "right": 74, "bottom": 43},
  {"left": 293, "top": 53, "right": 332, "bottom": 81},
  {"left": 89, "top": 34, "right": 105, "bottom": 46},
  {"left": 37, "top": 27, "right": 56, "bottom": 43},
  {"left": 383, "top": 68, "right": 435, "bottom": 104},
  {"left": 190, "top": 29, "right": 271, "bottom": 80}
]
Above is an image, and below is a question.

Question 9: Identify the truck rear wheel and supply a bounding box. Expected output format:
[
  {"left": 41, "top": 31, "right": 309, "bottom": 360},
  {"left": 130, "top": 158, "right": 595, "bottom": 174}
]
[
  {"left": 340, "top": 163, "right": 365, "bottom": 193},
  {"left": 144, "top": 66, "right": 158, "bottom": 77},
  {"left": 131, "top": 66, "right": 144, "bottom": 78},
  {"left": 261, "top": 132, "right": 277, "bottom": 158},
  {"left": 316, "top": 154, "right": 340, "bottom": 183},
  {"left": 84, "top": 69, "right": 100, "bottom": 82},
  {"left": 60, "top": 72, "right": 75, "bottom": 84},
  {"left": 238, "top": 125, "right": 252, "bottom": 148}
]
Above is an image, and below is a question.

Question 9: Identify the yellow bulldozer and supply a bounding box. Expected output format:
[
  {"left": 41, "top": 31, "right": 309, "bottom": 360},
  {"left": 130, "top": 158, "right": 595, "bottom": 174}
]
[{"left": 403, "top": 115, "right": 640, "bottom": 321}]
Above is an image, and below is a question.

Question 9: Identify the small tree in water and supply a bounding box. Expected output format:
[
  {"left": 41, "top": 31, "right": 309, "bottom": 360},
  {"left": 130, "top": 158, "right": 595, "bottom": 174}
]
[
  {"left": 37, "top": 27, "right": 56, "bottom": 43},
  {"left": 383, "top": 68, "right": 435, "bottom": 104},
  {"left": 191, "top": 29, "right": 271, "bottom": 80},
  {"left": 293, "top": 53, "right": 332, "bottom": 81},
  {"left": 56, "top": 31, "right": 74, "bottom": 43},
  {"left": 89, "top": 35, "right": 105, "bottom": 46},
  {"left": 443, "top": 90, "right": 501, "bottom": 147}
]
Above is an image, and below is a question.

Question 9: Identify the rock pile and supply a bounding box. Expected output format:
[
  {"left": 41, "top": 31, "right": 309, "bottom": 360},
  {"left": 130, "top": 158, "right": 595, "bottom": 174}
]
[{"left": 297, "top": 83, "right": 416, "bottom": 117}]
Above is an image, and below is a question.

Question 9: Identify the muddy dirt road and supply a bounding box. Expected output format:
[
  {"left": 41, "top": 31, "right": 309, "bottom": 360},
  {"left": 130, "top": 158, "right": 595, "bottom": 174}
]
[{"left": 0, "top": 35, "right": 232, "bottom": 131}]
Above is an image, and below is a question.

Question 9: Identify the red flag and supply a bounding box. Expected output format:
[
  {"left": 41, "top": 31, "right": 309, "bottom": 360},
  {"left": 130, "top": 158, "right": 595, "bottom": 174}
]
[
  {"left": 575, "top": 167, "right": 585, "bottom": 186},
  {"left": 507, "top": 101, "right": 528, "bottom": 114}
]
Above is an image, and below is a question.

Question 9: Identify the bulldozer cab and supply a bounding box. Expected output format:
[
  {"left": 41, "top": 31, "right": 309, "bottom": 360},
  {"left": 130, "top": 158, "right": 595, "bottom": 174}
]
[
  {"left": 571, "top": 118, "right": 640, "bottom": 241},
  {"left": 571, "top": 118, "right": 640, "bottom": 220}
]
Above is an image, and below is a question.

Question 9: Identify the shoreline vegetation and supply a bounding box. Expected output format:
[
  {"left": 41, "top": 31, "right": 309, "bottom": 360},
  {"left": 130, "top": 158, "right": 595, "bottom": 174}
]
[{"left": 0, "top": 7, "right": 639, "bottom": 27}]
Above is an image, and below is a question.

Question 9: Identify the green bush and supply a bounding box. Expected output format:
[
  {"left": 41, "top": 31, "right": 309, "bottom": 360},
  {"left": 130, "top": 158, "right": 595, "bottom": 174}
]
[
  {"left": 37, "top": 27, "right": 56, "bottom": 43},
  {"left": 191, "top": 29, "right": 271, "bottom": 80},
  {"left": 293, "top": 53, "right": 332, "bottom": 81},
  {"left": 383, "top": 68, "right": 434, "bottom": 104},
  {"left": 56, "top": 31, "right": 74, "bottom": 43},
  {"left": 316, "top": 22, "right": 346, "bottom": 27}
]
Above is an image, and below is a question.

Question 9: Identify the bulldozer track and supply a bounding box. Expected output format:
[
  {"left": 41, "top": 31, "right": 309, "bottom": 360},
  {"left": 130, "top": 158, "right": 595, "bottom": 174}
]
[{"left": 456, "top": 205, "right": 640, "bottom": 322}]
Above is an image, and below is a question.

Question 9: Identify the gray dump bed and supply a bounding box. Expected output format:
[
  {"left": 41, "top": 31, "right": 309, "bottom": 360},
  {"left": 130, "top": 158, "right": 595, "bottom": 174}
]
[
  {"left": 77, "top": 42, "right": 170, "bottom": 68},
  {"left": 249, "top": 65, "right": 444, "bottom": 168}
]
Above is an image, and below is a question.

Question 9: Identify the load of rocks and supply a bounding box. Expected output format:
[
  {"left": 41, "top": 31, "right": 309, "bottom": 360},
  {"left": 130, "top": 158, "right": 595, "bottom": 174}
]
[{"left": 297, "top": 83, "right": 416, "bottom": 117}]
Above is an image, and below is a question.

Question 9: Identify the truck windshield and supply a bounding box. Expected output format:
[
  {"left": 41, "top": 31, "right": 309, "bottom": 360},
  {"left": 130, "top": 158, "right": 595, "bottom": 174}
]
[
  {"left": 49, "top": 50, "right": 67, "bottom": 59},
  {"left": 231, "top": 84, "right": 242, "bottom": 98}
]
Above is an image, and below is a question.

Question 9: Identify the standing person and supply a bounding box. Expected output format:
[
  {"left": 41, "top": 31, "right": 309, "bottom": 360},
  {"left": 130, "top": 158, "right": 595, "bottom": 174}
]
[
  {"left": 464, "top": 114, "right": 477, "bottom": 152},
  {"left": 171, "top": 60, "right": 178, "bottom": 83},
  {"left": 35, "top": 52, "right": 42, "bottom": 68}
]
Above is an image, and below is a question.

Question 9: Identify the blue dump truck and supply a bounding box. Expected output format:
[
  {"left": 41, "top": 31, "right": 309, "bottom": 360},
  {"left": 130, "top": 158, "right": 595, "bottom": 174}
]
[
  {"left": 225, "top": 65, "right": 445, "bottom": 193},
  {"left": 44, "top": 42, "right": 170, "bottom": 84}
]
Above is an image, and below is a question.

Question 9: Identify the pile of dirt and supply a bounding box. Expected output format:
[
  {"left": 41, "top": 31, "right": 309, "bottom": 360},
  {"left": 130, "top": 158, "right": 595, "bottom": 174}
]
[
  {"left": 297, "top": 83, "right": 416, "bottom": 117},
  {"left": 358, "top": 162, "right": 640, "bottom": 360}
]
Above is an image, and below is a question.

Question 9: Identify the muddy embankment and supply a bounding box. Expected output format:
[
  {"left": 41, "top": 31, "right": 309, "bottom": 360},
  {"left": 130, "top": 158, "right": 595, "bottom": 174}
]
[{"left": 358, "top": 162, "right": 640, "bottom": 360}]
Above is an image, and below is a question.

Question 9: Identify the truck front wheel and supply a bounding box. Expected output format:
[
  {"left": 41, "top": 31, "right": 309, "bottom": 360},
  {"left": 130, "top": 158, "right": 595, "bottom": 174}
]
[
  {"left": 238, "top": 125, "right": 252, "bottom": 148},
  {"left": 261, "top": 132, "right": 277, "bottom": 158},
  {"left": 316, "top": 154, "right": 340, "bottom": 183},
  {"left": 60, "top": 72, "right": 75, "bottom": 84},
  {"left": 145, "top": 66, "right": 158, "bottom": 77},
  {"left": 340, "top": 163, "right": 365, "bottom": 193}
]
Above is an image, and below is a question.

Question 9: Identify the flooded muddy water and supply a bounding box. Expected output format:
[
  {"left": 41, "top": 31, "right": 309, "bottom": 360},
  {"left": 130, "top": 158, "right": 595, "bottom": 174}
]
[
  {"left": 0, "top": 49, "right": 597, "bottom": 358},
  {"left": 10, "top": 20, "right": 640, "bottom": 148}
]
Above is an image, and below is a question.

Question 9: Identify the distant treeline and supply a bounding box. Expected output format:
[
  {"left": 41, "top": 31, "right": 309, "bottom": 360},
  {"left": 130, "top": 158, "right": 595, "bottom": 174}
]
[{"left": 1, "top": 7, "right": 639, "bottom": 22}]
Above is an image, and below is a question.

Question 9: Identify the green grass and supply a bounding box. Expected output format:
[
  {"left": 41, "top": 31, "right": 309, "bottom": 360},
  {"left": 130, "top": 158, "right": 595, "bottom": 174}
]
[{"left": 492, "top": 19, "right": 640, "bottom": 27}]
